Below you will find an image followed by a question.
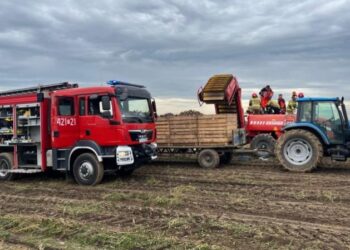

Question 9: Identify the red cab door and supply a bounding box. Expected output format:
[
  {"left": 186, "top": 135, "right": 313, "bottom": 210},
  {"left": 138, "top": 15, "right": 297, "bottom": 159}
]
[{"left": 78, "top": 94, "right": 124, "bottom": 146}]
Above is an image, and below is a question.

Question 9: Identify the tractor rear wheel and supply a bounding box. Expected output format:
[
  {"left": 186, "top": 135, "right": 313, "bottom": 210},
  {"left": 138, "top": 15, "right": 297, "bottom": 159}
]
[
  {"left": 276, "top": 129, "right": 323, "bottom": 172},
  {"left": 250, "top": 134, "right": 276, "bottom": 153},
  {"left": 198, "top": 149, "right": 220, "bottom": 169}
]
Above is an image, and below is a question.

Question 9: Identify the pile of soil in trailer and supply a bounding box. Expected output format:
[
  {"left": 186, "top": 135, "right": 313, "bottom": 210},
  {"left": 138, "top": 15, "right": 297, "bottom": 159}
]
[{"left": 1, "top": 160, "right": 350, "bottom": 249}]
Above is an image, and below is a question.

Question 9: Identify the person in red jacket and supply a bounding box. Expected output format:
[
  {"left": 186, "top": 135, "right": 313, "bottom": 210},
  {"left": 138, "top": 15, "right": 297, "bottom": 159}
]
[
  {"left": 278, "top": 94, "right": 286, "bottom": 114},
  {"left": 259, "top": 85, "right": 274, "bottom": 112}
]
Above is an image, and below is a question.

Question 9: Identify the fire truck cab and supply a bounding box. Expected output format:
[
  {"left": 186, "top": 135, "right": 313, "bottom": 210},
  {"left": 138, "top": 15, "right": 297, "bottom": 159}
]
[{"left": 0, "top": 81, "right": 157, "bottom": 185}]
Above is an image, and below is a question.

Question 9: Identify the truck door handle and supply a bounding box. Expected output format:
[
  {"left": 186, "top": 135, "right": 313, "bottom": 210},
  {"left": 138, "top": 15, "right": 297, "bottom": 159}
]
[
  {"left": 85, "top": 130, "right": 91, "bottom": 136},
  {"left": 53, "top": 131, "right": 60, "bottom": 138}
]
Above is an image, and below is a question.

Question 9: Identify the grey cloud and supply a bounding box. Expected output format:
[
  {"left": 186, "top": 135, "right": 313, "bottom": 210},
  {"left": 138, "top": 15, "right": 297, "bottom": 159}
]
[{"left": 0, "top": 0, "right": 349, "bottom": 101}]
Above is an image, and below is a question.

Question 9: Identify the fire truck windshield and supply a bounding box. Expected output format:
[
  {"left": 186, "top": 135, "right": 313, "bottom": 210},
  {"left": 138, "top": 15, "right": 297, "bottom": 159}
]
[{"left": 118, "top": 97, "right": 153, "bottom": 123}]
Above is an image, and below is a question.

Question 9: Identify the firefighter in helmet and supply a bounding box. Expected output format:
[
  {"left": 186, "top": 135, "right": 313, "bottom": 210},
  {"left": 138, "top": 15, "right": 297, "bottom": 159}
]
[
  {"left": 247, "top": 93, "right": 262, "bottom": 114},
  {"left": 266, "top": 99, "right": 281, "bottom": 114},
  {"left": 287, "top": 91, "right": 298, "bottom": 114}
]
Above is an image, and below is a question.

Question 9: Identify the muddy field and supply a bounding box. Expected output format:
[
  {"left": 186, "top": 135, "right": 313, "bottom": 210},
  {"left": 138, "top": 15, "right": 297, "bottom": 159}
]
[{"left": 1, "top": 157, "right": 350, "bottom": 250}]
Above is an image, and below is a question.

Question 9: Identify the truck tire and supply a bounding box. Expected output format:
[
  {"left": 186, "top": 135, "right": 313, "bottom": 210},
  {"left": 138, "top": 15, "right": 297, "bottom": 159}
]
[
  {"left": 73, "top": 153, "right": 104, "bottom": 186},
  {"left": 250, "top": 134, "right": 276, "bottom": 153},
  {"left": 220, "top": 152, "right": 233, "bottom": 165},
  {"left": 0, "top": 153, "right": 15, "bottom": 181},
  {"left": 276, "top": 129, "right": 323, "bottom": 172},
  {"left": 198, "top": 149, "right": 220, "bottom": 169}
]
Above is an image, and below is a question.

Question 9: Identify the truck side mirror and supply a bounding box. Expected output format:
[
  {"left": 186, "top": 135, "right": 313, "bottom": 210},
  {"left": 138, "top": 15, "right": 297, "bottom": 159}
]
[
  {"left": 100, "top": 96, "right": 113, "bottom": 118},
  {"left": 101, "top": 96, "right": 111, "bottom": 110},
  {"left": 152, "top": 99, "right": 158, "bottom": 118}
]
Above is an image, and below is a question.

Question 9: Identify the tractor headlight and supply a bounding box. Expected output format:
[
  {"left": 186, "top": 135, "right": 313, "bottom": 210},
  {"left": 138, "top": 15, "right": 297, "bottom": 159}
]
[{"left": 116, "top": 146, "right": 134, "bottom": 165}]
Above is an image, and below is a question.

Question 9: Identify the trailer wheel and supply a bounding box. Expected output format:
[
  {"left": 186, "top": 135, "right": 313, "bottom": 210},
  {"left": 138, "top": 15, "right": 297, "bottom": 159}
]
[
  {"left": 220, "top": 152, "right": 233, "bottom": 165},
  {"left": 198, "top": 149, "right": 220, "bottom": 169},
  {"left": 73, "top": 153, "right": 104, "bottom": 186},
  {"left": 276, "top": 129, "right": 323, "bottom": 172},
  {"left": 250, "top": 134, "right": 276, "bottom": 153},
  {"left": 0, "top": 153, "right": 15, "bottom": 181}
]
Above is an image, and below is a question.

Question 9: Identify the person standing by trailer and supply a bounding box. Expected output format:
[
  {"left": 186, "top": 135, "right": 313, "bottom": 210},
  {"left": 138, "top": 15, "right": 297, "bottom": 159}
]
[
  {"left": 278, "top": 94, "right": 286, "bottom": 114},
  {"left": 247, "top": 93, "right": 262, "bottom": 114}
]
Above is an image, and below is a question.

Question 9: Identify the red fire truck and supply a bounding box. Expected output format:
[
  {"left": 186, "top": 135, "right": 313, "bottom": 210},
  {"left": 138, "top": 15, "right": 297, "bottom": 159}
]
[{"left": 0, "top": 81, "right": 157, "bottom": 185}]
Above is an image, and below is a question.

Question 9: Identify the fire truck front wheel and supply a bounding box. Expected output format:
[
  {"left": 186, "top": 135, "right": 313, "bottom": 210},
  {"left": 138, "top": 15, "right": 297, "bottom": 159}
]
[
  {"left": 0, "top": 153, "right": 15, "bottom": 181},
  {"left": 73, "top": 153, "right": 104, "bottom": 186}
]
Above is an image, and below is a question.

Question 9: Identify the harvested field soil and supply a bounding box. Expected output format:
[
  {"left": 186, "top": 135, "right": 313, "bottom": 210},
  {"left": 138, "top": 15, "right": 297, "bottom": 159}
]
[{"left": 1, "top": 157, "right": 350, "bottom": 249}]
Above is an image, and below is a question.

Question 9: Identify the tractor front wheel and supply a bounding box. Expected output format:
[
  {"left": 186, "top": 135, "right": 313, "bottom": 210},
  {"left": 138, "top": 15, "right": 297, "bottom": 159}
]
[{"left": 276, "top": 129, "right": 323, "bottom": 172}]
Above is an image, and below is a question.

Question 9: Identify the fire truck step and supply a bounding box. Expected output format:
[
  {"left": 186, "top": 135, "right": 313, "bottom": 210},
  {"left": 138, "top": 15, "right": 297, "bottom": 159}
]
[
  {"left": 19, "top": 164, "right": 41, "bottom": 169},
  {"left": 5, "top": 169, "right": 42, "bottom": 174}
]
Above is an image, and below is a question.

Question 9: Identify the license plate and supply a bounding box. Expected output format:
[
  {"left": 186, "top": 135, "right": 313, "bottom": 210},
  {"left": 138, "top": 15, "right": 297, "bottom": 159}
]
[{"left": 138, "top": 135, "right": 148, "bottom": 142}]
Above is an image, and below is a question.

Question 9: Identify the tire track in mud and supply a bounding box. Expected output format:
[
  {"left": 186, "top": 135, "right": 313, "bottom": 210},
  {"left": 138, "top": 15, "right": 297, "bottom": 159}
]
[
  {"left": 1, "top": 193, "right": 350, "bottom": 248},
  {"left": 1, "top": 162, "right": 350, "bottom": 248}
]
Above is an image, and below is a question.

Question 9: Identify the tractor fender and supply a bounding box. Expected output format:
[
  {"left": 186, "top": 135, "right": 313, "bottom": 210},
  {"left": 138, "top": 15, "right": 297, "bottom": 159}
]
[{"left": 282, "top": 123, "right": 330, "bottom": 145}]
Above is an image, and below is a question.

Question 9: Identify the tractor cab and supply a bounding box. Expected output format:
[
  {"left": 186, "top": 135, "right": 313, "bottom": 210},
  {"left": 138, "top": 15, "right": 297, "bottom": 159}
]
[
  {"left": 295, "top": 97, "right": 350, "bottom": 145},
  {"left": 276, "top": 97, "right": 350, "bottom": 173}
]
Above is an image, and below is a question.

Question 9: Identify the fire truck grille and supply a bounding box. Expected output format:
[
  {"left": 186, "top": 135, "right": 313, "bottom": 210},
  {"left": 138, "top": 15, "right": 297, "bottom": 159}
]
[{"left": 129, "top": 130, "right": 153, "bottom": 142}]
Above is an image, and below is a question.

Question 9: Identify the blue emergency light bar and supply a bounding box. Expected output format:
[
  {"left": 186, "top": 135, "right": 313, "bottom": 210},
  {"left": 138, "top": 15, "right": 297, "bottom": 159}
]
[{"left": 107, "top": 80, "right": 145, "bottom": 88}]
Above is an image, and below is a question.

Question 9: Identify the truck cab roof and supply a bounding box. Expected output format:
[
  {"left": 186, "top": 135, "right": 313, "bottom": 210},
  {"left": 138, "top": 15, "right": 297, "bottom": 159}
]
[
  {"left": 53, "top": 86, "right": 115, "bottom": 96},
  {"left": 297, "top": 97, "right": 339, "bottom": 102},
  {"left": 54, "top": 85, "right": 152, "bottom": 99}
]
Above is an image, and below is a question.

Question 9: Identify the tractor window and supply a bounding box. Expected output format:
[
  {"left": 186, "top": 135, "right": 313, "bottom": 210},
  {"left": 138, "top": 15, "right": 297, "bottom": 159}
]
[
  {"left": 299, "top": 102, "right": 312, "bottom": 122},
  {"left": 314, "top": 102, "right": 342, "bottom": 143},
  {"left": 58, "top": 97, "right": 75, "bottom": 116}
]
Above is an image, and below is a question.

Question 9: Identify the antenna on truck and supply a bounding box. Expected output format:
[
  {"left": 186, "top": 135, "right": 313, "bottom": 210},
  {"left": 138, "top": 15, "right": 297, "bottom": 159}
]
[{"left": 0, "top": 82, "right": 79, "bottom": 97}]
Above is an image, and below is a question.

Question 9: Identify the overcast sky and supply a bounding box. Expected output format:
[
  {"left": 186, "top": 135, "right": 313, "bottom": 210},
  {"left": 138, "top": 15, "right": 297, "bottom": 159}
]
[{"left": 0, "top": 0, "right": 349, "bottom": 113}]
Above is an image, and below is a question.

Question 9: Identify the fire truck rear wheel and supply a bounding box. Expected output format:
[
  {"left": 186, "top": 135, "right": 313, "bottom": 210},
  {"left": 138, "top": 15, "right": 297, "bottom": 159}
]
[
  {"left": 198, "top": 149, "right": 220, "bottom": 169},
  {"left": 250, "top": 134, "right": 276, "bottom": 153},
  {"left": 0, "top": 153, "right": 15, "bottom": 181},
  {"left": 73, "top": 153, "right": 104, "bottom": 186}
]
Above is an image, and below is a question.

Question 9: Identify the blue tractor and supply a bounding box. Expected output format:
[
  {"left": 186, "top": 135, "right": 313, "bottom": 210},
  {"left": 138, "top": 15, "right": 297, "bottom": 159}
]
[{"left": 276, "top": 97, "right": 350, "bottom": 172}]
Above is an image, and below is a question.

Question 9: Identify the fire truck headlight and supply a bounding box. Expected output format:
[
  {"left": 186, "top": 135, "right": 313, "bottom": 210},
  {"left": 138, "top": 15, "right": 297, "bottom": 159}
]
[{"left": 116, "top": 146, "right": 134, "bottom": 165}]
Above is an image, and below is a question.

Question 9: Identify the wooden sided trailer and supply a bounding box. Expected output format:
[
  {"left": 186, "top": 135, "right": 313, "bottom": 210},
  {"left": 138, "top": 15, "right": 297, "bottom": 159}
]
[
  {"left": 156, "top": 113, "right": 246, "bottom": 168},
  {"left": 156, "top": 74, "right": 247, "bottom": 168}
]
